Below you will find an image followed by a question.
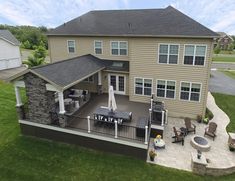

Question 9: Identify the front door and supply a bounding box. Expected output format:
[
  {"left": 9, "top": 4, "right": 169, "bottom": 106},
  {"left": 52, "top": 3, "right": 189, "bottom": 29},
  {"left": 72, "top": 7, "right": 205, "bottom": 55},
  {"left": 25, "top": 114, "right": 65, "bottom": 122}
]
[{"left": 109, "top": 74, "right": 125, "bottom": 95}]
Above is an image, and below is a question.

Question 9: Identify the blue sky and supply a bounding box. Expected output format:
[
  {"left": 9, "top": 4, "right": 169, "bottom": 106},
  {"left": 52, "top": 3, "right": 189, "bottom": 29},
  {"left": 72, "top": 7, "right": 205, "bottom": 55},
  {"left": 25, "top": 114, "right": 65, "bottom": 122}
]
[{"left": 0, "top": 0, "right": 235, "bottom": 34}]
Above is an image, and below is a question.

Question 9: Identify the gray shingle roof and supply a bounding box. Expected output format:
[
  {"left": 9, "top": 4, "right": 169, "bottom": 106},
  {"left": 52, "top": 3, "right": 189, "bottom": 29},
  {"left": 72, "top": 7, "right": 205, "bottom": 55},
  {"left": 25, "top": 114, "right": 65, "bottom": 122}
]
[
  {"left": 0, "top": 30, "right": 20, "bottom": 45},
  {"left": 32, "top": 54, "right": 105, "bottom": 89},
  {"left": 48, "top": 6, "right": 218, "bottom": 38}
]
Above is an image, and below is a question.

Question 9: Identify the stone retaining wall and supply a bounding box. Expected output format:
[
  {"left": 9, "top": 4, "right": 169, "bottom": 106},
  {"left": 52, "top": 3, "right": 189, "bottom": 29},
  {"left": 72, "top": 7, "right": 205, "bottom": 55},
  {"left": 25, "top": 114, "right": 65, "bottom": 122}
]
[
  {"left": 191, "top": 152, "right": 235, "bottom": 176},
  {"left": 24, "top": 72, "right": 55, "bottom": 124},
  {"left": 206, "top": 166, "right": 235, "bottom": 176}
]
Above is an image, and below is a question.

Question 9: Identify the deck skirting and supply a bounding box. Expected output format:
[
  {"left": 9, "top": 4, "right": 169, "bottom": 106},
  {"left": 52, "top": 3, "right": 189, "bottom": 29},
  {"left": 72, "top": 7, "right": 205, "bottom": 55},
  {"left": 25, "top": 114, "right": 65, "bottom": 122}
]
[{"left": 19, "top": 120, "right": 148, "bottom": 160}]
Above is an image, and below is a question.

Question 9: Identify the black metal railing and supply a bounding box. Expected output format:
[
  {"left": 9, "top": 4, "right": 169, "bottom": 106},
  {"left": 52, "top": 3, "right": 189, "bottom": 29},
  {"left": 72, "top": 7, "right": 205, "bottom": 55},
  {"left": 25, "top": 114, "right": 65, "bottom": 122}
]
[{"left": 65, "top": 114, "right": 148, "bottom": 144}]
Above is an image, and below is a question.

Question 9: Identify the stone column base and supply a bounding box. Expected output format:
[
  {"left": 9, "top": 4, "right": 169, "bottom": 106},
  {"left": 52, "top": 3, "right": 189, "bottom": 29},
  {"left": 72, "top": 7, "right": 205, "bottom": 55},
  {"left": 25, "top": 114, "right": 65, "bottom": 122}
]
[
  {"left": 97, "top": 85, "right": 103, "bottom": 95},
  {"left": 58, "top": 114, "right": 68, "bottom": 128}
]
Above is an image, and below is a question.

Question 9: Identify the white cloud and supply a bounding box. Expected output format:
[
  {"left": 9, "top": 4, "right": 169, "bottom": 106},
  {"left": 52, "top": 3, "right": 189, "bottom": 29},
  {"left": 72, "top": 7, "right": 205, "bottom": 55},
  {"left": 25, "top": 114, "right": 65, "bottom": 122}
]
[
  {"left": 172, "top": 0, "right": 235, "bottom": 35},
  {"left": 0, "top": 0, "right": 129, "bottom": 27}
]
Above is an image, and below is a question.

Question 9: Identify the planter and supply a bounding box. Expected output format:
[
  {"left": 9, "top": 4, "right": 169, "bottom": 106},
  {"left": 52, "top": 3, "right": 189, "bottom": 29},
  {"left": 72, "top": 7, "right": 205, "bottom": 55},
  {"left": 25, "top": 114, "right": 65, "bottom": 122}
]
[{"left": 150, "top": 156, "right": 155, "bottom": 161}]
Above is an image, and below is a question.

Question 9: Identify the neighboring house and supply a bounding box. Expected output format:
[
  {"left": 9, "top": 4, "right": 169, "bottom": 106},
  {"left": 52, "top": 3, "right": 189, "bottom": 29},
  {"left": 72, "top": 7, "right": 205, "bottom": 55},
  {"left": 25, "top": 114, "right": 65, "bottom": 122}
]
[
  {"left": 10, "top": 6, "right": 218, "bottom": 159},
  {"left": 0, "top": 30, "right": 21, "bottom": 70},
  {"left": 215, "top": 32, "right": 234, "bottom": 50}
]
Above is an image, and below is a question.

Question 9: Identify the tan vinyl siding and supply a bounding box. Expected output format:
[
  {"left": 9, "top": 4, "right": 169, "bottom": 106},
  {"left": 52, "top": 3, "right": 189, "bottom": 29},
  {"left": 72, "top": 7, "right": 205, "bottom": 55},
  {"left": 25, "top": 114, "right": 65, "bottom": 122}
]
[
  {"left": 48, "top": 35, "right": 212, "bottom": 118},
  {"left": 129, "top": 37, "right": 212, "bottom": 118},
  {"left": 48, "top": 36, "right": 129, "bottom": 62}
]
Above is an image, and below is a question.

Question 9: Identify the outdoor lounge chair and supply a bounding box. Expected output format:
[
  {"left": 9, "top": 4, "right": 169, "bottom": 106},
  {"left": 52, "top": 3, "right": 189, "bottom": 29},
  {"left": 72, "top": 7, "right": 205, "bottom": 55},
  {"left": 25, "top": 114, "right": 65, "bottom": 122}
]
[
  {"left": 172, "top": 127, "right": 184, "bottom": 146},
  {"left": 204, "top": 122, "right": 217, "bottom": 141},
  {"left": 184, "top": 117, "right": 196, "bottom": 134}
]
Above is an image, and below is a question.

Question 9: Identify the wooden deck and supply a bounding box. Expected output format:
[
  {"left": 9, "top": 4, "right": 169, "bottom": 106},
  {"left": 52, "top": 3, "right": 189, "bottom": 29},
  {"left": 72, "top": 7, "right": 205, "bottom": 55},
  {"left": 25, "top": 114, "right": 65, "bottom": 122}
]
[{"left": 67, "top": 94, "right": 150, "bottom": 143}]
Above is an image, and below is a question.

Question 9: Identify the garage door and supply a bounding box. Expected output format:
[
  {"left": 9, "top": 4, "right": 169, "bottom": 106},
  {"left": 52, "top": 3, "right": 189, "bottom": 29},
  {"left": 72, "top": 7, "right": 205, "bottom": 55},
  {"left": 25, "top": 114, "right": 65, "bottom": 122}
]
[{"left": 0, "top": 58, "right": 21, "bottom": 70}]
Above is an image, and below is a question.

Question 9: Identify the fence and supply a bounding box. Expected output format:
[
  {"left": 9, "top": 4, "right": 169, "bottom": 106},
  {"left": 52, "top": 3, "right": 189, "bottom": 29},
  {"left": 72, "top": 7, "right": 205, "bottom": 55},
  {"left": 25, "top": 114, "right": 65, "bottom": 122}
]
[{"left": 66, "top": 114, "right": 149, "bottom": 144}]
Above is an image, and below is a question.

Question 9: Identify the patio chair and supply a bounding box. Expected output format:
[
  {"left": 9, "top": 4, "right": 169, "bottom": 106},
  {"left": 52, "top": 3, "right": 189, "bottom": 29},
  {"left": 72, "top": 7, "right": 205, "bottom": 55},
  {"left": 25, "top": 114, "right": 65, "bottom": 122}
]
[
  {"left": 204, "top": 122, "right": 217, "bottom": 141},
  {"left": 184, "top": 117, "right": 196, "bottom": 134},
  {"left": 172, "top": 127, "right": 184, "bottom": 146}
]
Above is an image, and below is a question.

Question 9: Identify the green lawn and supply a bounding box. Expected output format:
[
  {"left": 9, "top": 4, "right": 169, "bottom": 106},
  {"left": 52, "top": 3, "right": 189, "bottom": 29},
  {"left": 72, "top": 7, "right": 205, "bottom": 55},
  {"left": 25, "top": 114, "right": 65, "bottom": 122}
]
[
  {"left": 212, "top": 93, "right": 235, "bottom": 133},
  {"left": 221, "top": 71, "right": 235, "bottom": 79},
  {"left": 0, "top": 81, "right": 234, "bottom": 180},
  {"left": 212, "top": 56, "right": 235, "bottom": 62}
]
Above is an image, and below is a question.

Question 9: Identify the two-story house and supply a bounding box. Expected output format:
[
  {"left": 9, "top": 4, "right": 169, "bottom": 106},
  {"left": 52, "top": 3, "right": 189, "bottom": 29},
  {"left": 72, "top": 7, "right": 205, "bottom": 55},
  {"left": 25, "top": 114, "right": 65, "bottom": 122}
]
[
  {"left": 10, "top": 6, "right": 218, "bottom": 159},
  {"left": 47, "top": 6, "right": 217, "bottom": 118}
]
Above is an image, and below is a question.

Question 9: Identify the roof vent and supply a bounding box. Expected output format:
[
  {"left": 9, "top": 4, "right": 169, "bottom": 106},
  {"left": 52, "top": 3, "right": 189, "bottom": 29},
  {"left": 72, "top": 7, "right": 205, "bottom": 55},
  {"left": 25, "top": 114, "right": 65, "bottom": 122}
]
[{"left": 128, "top": 22, "right": 132, "bottom": 29}]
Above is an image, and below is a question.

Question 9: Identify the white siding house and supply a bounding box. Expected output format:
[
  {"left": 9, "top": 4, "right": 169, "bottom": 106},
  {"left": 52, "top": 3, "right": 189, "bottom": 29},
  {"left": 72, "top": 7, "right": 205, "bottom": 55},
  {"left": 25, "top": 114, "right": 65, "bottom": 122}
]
[{"left": 0, "top": 30, "right": 21, "bottom": 70}]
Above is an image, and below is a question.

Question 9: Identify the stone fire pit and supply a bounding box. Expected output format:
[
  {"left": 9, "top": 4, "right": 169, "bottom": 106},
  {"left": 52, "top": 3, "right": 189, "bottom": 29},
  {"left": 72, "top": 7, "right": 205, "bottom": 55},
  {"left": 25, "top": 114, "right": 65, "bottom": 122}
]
[{"left": 190, "top": 135, "right": 211, "bottom": 152}]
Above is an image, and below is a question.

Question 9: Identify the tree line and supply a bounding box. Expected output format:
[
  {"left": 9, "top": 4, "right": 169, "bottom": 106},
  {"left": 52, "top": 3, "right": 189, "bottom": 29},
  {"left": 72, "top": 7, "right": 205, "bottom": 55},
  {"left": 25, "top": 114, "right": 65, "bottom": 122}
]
[{"left": 0, "top": 24, "right": 48, "bottom": 49}]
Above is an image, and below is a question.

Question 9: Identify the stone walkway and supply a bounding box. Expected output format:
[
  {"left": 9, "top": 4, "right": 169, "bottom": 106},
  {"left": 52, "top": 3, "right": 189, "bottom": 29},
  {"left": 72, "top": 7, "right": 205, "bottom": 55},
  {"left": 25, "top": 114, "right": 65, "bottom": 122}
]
[{"left": 148, "top": 92, "right": 235, "bottom": 171}]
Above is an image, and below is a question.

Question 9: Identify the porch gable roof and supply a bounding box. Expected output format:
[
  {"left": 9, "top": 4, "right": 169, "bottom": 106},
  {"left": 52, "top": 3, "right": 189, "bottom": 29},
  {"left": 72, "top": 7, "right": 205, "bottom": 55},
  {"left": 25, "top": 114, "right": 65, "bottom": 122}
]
[{"left": 31, "top": 54, "right": 105, "bottom": 90}]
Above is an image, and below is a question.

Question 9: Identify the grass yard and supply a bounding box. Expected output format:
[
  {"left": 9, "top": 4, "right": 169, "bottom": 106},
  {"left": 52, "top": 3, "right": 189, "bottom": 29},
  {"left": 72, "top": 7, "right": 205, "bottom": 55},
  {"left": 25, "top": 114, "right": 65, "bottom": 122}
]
[
  {"left": 212, "top": 56, "right": 235, "bottom": 62},
  {"left": 0, "top": 81, "right": 235, "bottom": 180},
  {"left": 221, "top": 70, "right": 235, "bottom": 79},
  {"left": 212, "top": 93, "right": 235, "bottom": 133}
]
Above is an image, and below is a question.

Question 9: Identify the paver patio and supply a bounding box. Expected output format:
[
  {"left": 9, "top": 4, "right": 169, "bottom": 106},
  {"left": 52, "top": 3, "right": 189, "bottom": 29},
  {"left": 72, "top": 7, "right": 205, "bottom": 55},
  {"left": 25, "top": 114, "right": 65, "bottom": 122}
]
[{"left": 148, "top": 92, "right": 235, "bottom": 171}]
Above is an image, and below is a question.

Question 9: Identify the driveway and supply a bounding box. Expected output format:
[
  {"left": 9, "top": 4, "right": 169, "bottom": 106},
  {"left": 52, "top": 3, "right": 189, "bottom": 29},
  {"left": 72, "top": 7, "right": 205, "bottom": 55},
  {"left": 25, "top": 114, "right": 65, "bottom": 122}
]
[
  {"left": 0, "top": 66, "right": 28, "bottom": 82},
  {"left": 211, "top": 62, "right": 235, "bottom": 70},
  {"left": 209, "top": 70, "right": 235, "bottom": 95}
]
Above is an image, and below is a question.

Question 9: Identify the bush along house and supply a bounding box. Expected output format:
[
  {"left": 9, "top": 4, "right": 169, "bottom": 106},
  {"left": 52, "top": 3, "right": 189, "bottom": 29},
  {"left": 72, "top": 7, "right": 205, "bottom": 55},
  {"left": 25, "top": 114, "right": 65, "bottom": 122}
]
[{"left": 10, "top": 6, "right": 218, "bottom": 159}]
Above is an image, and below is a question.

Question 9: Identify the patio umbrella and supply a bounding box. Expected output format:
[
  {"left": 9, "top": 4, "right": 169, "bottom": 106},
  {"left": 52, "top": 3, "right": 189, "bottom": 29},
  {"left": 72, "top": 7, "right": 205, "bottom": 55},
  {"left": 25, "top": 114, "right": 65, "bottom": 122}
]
[{"left": 108, "top": 85, "right": 117, "bottom": 112}]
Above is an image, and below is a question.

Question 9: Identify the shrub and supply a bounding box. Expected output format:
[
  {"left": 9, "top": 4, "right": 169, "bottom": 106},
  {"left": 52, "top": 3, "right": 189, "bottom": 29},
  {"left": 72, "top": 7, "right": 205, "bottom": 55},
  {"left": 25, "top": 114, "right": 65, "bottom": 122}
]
[{"left": 206, "top": 108, "right": 214, "bottom": 120}]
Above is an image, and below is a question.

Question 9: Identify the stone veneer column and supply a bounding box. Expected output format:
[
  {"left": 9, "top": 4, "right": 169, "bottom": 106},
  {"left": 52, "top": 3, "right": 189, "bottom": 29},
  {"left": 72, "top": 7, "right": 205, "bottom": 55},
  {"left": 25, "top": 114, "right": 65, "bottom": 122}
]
[
  {"left": 191, "top": 152, "right": 207, "bottom": 175},
  {"left": 24, "top": 73, "right": 55, "bottom": 124}
]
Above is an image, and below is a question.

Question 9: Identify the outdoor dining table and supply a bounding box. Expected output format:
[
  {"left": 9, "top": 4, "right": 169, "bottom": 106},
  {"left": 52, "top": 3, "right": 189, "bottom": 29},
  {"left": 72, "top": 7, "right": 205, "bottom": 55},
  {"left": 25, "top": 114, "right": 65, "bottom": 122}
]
[{"left": 93, "top": 107, "right": 131, "bottom": 125}]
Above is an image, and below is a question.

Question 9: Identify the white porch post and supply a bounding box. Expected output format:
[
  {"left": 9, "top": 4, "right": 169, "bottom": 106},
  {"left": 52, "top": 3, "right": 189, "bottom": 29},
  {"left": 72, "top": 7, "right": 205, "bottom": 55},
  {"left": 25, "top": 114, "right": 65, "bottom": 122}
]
[
  {"left": 58, "top": 91, "right": 65, "bottom": 114},
  {"left": 144, "top": 125, "right": 148, "bottom": 144},
  {"left": 14, "top": 86, "right": 22, "bottom": 107},
  {"left": 149, "top": 108, "right": 152, "bottom": 123},
  {"left": 98, "top": 71, "right": 102, "bottom": 85},
  {"left": 87, "top": 116, "right": 91, "bottom": 133},
  {"left": 150, "top": 98, "right": 153, "bottom": 110},
  {"left": 161, "top": 110, "right": 164, "bottom": 126},
  {"left": 165, "top": 109, "right": 168, "bottom": 125},
  {"left": 114, "top": 120, "right": 118, "bottom": 138}
]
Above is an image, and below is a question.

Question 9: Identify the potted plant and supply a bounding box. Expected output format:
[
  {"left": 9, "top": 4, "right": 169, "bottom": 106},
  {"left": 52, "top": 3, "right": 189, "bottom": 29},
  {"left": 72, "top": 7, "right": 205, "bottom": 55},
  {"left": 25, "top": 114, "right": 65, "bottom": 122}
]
[
  {"left": 229, "top": 143, "right": 235, "bottom": 152},
  {"left": 196, "top": 115, "right": 202, "bottom": 123},
  {"left": 203, "top": 117, "right": 209, "bottom": 124},
  {"left": 149, "top": 149, "right": 157, "bottom": 161}
]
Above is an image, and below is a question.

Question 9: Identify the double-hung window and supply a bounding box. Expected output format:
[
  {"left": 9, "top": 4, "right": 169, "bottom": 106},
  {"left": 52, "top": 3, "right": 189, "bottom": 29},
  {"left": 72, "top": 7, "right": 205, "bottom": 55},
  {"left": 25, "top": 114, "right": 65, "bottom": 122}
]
[
  {"left": 159, "top": 44, "right": 179, "bottom": 64},
  {"left": 94, "top": 41, "right": 102, "bottom": 54},
  {"left": 184, "top": 45, "right": 206, "bottom": 65},
  {"left": 135, "top": 78, "right": 152, "bottom": 96},
  {"left": 67, "top": 40, "right": 75, "bottom": 53},
  {"left": 180, "top": 82, "right": 201, "bottom": 102},
  {"left": 156, "top": 80, "right": 176, "bottom": 99},
  {"left": 111, "top": 41, "right": 128, "bottom": 55}
]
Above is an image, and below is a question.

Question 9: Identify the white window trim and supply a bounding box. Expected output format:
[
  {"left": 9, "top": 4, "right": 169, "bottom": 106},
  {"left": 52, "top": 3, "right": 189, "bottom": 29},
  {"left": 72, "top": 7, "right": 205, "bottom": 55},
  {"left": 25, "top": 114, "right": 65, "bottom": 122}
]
[
  {"left": 179, "top": 81, "right": 202, "bottom": 102},
  {"left": 67, "top": 40, "right": 76, "bottom": 54},
  {"left": 94, "top": 40, "right": 103, "bottom": 55},
  {"left": 110, "top": 41, "right": 128, "bottom": 56},
  {"left": 156, "top": 79, "right": 176, "bottom": 99},
  {"left": 158, "top": 43, "right": 180, "bottom": 65},
  {"left": 183, "top": 44, "right": 207, "bottom": 66},
  {"left": 134, "top": 77, "right": 153, "bottom": 97}
]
